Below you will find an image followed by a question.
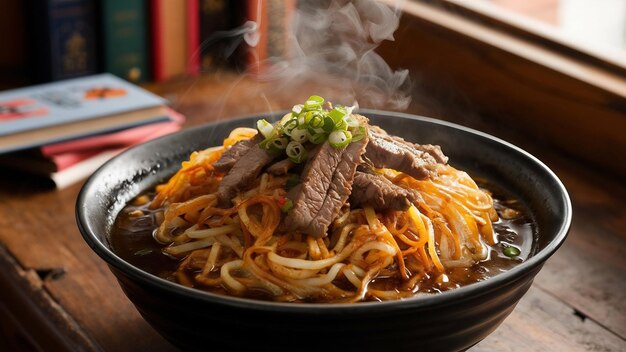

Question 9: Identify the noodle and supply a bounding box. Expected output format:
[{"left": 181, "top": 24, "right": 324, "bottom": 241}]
[{"left": 142, "top": 124, "right": 502, "bottom": 302}]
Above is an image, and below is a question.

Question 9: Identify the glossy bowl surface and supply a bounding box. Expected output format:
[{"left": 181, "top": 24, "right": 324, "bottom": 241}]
[{"left": 76, "top": 110, "right": 571, "bottom": 351}]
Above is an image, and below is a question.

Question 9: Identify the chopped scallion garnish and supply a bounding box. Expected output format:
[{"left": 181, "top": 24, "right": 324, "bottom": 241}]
[
  {"left": 256, "top": 95, "right": 364, "bottom": 162},
  {"left": 290, "top": 128, "right": 308, "bottom": 143},
  {"left": 292, "top": 104, "right": 303, "bottom": 114},
  {"left": 329, "top": 130, "right": 352, "bottom": 148},
  {"left": 268, "top": 137, "right": 288, "bottom": 152},
  {"left": 304, "top": 95, "right": 324, "bottom": 110},
  {"left": 280, "top": 198, "right": 294, "bottom": 213},
  {"left": 257, "top": 119, "right": 275, "bottom": 138},
  {"left": 282, "top": 119, "right": 298, "bottom": 136},
  {"left": 503, "top": 246, "right": 521, "bottom": 258},
  {"left": 286, "top": 141, "right": 307, "bottom": 163},
  {"left": 307, "top": 129, "right": 326, "bottom": 144}
]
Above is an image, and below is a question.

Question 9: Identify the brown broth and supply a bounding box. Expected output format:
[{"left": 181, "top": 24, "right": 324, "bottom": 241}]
[{"left": 110, "top": 181, "right": 535, "bottom": 302}]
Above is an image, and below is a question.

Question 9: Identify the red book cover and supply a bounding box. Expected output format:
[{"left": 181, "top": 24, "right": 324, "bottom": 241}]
[
  {"left": 41, "top": 108, "right": 184, "bottom": 155},
  {"left": 49, "top": 117, "right": 183, "bottom": 188},
  {"left": 246, "top": 0, "right": 269, "bottom": 75},
  {"left": 244, "top": 0, "right": 295, "bottom": 76},
  {"left": 50, "top": 149, "right": 103, "bottom": 171},
  {"left": 151, "top": 1, "right": 184, "bottom": 82},
  {"left": 187, "top": 0, "right": 200, "bottom": 76}
]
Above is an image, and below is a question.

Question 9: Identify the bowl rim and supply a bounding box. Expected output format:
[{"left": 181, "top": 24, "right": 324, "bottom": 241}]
[{"left": 76, "top": 109, "right": 572, "bottom": 313}]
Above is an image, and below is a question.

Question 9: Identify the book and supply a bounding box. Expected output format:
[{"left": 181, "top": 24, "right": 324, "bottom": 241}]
[
  {"left": 50, "top": 148, "right": 123, "bottom": 189},
  {"left": 240, "top": 0, "right": 296, "bottom": 75},
  {"left": 187, "top": 0, "right": 201, "bottom": 76},
  {"left": 0, "top": 73, "right": 168, "bottom": 154},
  {"left": 0, "top": 109, "right": 184, "bottom": 189},
  {"left": 25, "top": 0, "right": 99, "bottom": 83},
  {"left": 40, "top": 108, "right": 184, "bottom": 155},
  {"left": 0, "top": 0, "right": 28, "bottom": 87},
  {"left": 100, "top": 0, "right": 150, "bottom": 83},
  {"left": 199, "top": 0, "right": 233, "bottom": 73},
  {"left": 151, "top": 0, "right": 199, "bottom": 81}
]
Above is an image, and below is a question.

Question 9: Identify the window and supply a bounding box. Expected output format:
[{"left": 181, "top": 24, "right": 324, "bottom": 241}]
[{"left": 378, "top": 0, "right": 626, "bottom": 176}]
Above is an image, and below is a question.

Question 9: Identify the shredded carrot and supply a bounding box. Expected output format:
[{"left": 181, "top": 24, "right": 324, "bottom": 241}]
[{"left": 147, "top": 128, "right": 501, "bottom": 302}]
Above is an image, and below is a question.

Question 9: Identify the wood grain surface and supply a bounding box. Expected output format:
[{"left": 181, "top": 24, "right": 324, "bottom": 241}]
[{"left": 0, "top": 72, "right": 624, "bottom": 351}]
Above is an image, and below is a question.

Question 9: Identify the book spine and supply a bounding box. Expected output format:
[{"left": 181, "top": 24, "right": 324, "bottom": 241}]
[
  {"left": 0, "top": 0, "right": 28, "bottom": 87},
  {"left": 187, "top": 0, "right": 200, "bottom": 76},
  {"left": 246, "top": 0, "right": 269, "bottom": 75},
  {"left": 241, "top": 0, "right": 295, "bottom": 75},
  {"left": 27, "top": 0, "right": 99, "bottom": 83},
  {"left": 266, "top": 0, "right": 293, "bottom": 60},
  {"left": 41, "top": 108, "right": 184, "bottom": 155},
  {"left": 150, "top": 0, "right": 187, "bottom": 81},
  {"left": 150, "top": 0, "right": 165, "bottom": 82},
  {"left": 199, "top": 0, "right": 231, "bottom": 72},
  {"left": 100, "top": 0, "right": 150, "bottom": 83}
]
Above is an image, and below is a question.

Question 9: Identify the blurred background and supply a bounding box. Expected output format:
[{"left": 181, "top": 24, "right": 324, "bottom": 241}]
[
  {"left": 491, "top": 0, "right": 626, "bottom": 53},
  {"left": 0, "top": 0, "right": 624, "bottom": 89}
]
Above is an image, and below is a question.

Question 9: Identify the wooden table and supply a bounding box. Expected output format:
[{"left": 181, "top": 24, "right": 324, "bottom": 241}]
[{"left": 0, "top": 74, "right": 624, "bottom": 351}]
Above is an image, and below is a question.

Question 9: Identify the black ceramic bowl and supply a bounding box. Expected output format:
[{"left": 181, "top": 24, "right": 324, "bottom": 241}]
[{"left": 76, "top": 111, "right": 571, "bottom": 351}]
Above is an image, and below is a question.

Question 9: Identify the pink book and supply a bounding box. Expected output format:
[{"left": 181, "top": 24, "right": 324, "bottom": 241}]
[
  {"left": 48, "top": 120, "right": 182, "bottom": 172},
  {"left": 187, "top": 0, "right": 200, "bottom": 76},
  {"left": 0, "top": 109, "right": 185, "bottom": 188},
  {"left": 41, "top": 108, "right": 184, "bottom": 156},
  {"left": 52, "top": 117, "right": 183, "bottom": 188}
]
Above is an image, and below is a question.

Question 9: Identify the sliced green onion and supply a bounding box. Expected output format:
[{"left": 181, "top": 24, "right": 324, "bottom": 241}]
[
  {"left": 270, "top": 137, "right": 288, "bottom": 150},
  {"left": 281, "top": 118, "right": 298, "bottom": 136},
  {"left": 286, "top": 141, "right": 308, "bottom": 163},
  {"left": 322, "top": 116, "right": 336, "bottom": 132},
  {"left": 304, "top": 95, "right": 324, "bottom": 110},
  {"left": 329, "top": 130, "right": 352, "bottom": 148},
  {"left": 306, "top": 126, "right": 324, "bottom": 136},
  {"left": 307, "top": 131, "right": 326, "bottom": 144},
  {"left": 257, "top": 119, "right": 275, "bottom": 138},
  {"left": 280, "top": 113, "right": 293, "bottom": 124},
  {"left": 260, "top": 137, "right": 288, "bottom": 153},
  {"left": 290, "top": 127, "right": 307, "bottom": 143},
  {"left": 334, "top": 118, "right": 348, "bottom": 131},
  {"left": 351, "top": 125, "right": 367, "bottom": 142},
  {"left": 280, "top": 198, "right": 294, "bottom": 213},
  {"left": 254, "top": 96, "right": 363, "bottom": 158},
  {"left": 308, "top": 95, "right": 324, "bottom": 103},
  {"left": 307, "top": 127, "right": 326, "bottom": 144},
  {"left": 292, "top": 104, "right": 303, "bottom": 114},
  {"left": 297, "top": 114, "right": 306, "bottom": 126},
  {"left": 304, "top": 111, "right": 324, "bottom": 128},
  {"left": 328, "top": 107, "right": 347, "bottom": 124},
  {"left": 503, "top": 246, "right": 521, "bottom": 258}
]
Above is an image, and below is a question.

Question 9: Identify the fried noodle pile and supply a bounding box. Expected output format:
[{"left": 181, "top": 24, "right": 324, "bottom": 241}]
[{"left": 148, "top": 128, "right": 498, "bottom": 302}]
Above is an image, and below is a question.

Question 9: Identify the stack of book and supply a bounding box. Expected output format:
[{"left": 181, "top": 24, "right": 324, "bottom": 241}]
[{"left": 0, "top": 73, "right": 184, "bottom": 189}]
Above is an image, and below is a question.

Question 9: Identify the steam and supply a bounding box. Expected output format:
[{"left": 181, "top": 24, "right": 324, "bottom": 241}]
[{"left": 247, "top": 0, "right": 410, "bottom": 110}]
